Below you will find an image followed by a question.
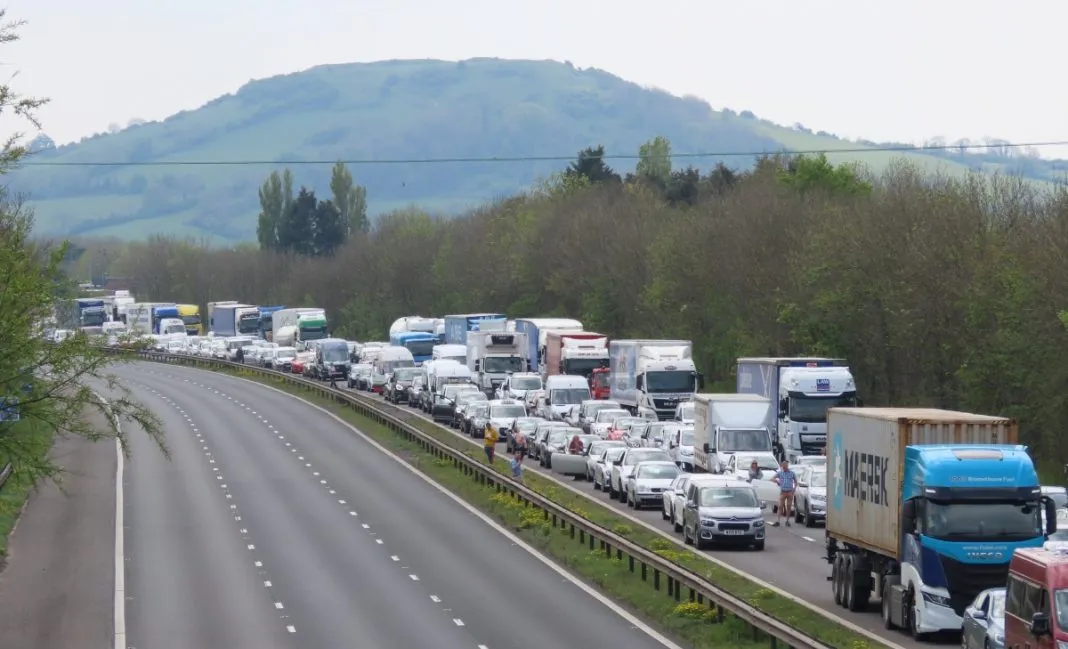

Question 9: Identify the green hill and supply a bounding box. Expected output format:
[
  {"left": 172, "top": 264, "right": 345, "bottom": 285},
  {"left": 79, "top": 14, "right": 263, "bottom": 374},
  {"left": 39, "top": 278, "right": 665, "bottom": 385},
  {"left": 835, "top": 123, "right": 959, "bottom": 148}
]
[{"left": 10, "top": 58, "right": 1064, "bottom": 243}]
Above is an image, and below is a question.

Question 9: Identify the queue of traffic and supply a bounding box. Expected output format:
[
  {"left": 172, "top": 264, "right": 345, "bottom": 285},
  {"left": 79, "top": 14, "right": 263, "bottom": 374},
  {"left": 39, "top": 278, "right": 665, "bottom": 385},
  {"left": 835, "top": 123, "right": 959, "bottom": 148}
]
[{"left": 64, "top": 296, "right": 1068, "bottom": 647}]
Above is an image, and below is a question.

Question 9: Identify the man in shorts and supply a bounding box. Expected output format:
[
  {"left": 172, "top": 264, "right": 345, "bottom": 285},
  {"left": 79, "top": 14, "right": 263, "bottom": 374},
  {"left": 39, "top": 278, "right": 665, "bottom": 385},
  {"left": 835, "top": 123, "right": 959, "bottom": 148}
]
[{"left": 771, "top": 459, "right": 798, "bottom": 527}]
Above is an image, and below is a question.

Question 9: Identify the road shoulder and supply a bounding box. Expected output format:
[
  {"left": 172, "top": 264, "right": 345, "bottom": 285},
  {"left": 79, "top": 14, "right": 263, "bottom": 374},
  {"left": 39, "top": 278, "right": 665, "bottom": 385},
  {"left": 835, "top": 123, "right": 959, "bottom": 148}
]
[{"left": 0, "top": 417, "right": 116, "bottom": 649}]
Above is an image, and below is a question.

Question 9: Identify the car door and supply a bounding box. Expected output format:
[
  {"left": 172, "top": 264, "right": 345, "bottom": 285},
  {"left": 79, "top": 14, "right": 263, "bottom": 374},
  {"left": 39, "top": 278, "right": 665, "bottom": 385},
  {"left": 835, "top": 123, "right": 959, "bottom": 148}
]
[
  {"left": 682, "top": 483, "right": 700, "bottom": 533},
  {"left": 726, "top": 454, "right": 738, "bottom": 477},
  {"left": 962, "top": 591, "right": 988, "bottom": 649},
  {"left": 670, "top": 474, "right": 690, "bottom": 520}
]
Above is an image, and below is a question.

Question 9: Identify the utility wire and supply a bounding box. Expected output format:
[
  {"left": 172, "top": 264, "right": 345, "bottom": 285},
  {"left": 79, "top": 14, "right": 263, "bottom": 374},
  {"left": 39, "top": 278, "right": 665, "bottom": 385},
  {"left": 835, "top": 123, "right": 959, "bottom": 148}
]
[{"left": 18, "top": 139, "right": 1068, "bottom": 168}]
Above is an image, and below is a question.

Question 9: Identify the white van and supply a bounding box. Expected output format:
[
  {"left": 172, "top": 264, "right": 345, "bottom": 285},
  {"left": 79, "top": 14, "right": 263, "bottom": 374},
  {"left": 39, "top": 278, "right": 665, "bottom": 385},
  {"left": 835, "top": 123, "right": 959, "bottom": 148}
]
[
  {"left": 432, "top": 344, "right": 468, "bottom": 365},
  {"left": 542, "top": 374, "right": 592, "bottom": 420},
  {"left": 373, "top": 346, "right": 416, "bottom": 378},
  {"left": 423, "top": 359, "right": 460, "bottom": 392},
  {"left": 434, "top": 363, "right": 474, "bottom": 394}
]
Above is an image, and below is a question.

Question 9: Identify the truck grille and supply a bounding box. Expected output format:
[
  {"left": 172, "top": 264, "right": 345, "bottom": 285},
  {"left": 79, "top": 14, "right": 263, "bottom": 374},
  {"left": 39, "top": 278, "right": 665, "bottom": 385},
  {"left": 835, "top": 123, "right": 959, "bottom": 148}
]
[{"left": 939, "top": 555, "right": 1009, "bottom": 615}]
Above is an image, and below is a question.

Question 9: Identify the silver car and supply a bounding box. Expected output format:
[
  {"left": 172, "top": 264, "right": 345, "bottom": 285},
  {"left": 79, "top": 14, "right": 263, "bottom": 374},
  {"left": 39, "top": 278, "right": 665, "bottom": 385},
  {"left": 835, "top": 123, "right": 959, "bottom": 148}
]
[
  {"left": 592, "top": 447, "right": 627, "bottom": 491},
  {"left": 961, "top": 587, "right": 1005, "bottom": 649},
  {"left": 625, "top": 461, "right": 680, "bottom": 509},
  {"left": 793, "top": 465, "right": 828, "bottom": 527},
  {"left": 681, "top": 478, "right": 766, "bottom": 551}
]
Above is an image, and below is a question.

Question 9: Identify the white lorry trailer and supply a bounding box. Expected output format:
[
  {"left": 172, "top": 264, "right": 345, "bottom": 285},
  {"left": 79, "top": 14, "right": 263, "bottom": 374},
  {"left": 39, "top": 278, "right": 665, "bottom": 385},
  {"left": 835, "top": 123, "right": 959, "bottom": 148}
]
[
  {"left": 609, "top": 340, "right": 703, "bottom": 420},
  {"left": 272, "top": 308, "right": 325, "bottom": 341},
  {"left": 466, "top": 323, "right": 529, "bottom": 396},
  {"left": 736, "top": 357, "right": 859, "bottom": 463},
  {"left": 692, "top": 394, "right": 775, "bottom": 473}
]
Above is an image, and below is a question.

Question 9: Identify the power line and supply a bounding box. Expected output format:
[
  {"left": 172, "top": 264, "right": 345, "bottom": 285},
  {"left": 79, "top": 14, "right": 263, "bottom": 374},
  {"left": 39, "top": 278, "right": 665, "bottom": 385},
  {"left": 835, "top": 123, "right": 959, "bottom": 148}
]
[{"left": 19, "top": 139, "right": 1068, "bottom": 168}]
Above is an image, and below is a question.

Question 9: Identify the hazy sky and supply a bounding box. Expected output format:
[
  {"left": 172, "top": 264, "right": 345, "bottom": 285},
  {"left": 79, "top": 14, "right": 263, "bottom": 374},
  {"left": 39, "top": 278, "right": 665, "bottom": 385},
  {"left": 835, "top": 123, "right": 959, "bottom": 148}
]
[{"left": 3, "top": 0, "right": 1066, "bottom": 156}]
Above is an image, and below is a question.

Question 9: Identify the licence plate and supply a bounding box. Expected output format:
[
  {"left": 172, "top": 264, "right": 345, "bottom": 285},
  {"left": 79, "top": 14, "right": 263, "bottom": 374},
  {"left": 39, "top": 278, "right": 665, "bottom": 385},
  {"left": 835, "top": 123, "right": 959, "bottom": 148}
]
[{"left": 721, "top": 529, "right": 747, "bottom": 536}]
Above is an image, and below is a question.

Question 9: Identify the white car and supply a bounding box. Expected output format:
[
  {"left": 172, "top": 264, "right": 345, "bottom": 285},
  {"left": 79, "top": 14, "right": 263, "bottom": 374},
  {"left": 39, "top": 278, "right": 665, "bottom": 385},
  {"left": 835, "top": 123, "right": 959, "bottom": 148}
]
[
  {"left": 663, "top": 473, "right": 730, "bottom": 532},
  {"left": 794, "top": 455, "right": 827, "bottom": 469},
  {"left": 592, "top": 447, "right": 627, "bottom": 491},
  {"left": 673, "top": 401, "right": 695, "bottom": 424},
  {"left": 793, "top": 465, "right": 827, "bottom": 527},
  {"left": 724, "top": 452, "right": 781, "bottom": 510},
  {"left": 668, "top": 424, "right": 696, "bottom": 470},
  {"left": 624, "top": 461, "right": 680, "bottom": 509},
  {"left": 608, "top": 447, "right": 673, "bottom": 500},
  {"left": 589, "top": 409, "right": 630, "bottom": 437},
  {"left": 584, "top": 440, "right": 627, "bottom": 481},
  {"left": 1044, "top": 509, "right": 1068, "bottom": 550}
]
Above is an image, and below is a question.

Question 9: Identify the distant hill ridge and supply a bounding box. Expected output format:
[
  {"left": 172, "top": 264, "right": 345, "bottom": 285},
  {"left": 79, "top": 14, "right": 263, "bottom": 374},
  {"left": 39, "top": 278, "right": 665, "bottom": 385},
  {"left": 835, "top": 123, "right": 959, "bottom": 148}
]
[{"left": 12, "top": 58, "right": 1065, "bottom": 243}]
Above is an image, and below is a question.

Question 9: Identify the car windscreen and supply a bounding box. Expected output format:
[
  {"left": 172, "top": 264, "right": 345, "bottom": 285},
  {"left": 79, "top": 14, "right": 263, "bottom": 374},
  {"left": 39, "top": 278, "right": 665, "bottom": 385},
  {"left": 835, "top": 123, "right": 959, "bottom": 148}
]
[
  {"left": 490, "top": 405, "right": 526, "bottom": 419},
  {"left": 699, "top": 486, "right": 759, "bottom": 508},
  {"left": 624, "top": 451, "right": 670, "bottom": 465},
  {"left": 637, "top": 464, "right": 680, "bottom": 479}
]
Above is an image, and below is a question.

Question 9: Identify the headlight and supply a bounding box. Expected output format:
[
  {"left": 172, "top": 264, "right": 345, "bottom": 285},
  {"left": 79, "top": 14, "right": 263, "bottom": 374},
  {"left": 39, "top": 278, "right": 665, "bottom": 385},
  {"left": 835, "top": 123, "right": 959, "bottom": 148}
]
[
  {"left": 700, "top": 518, "right": 715, "bottom": 526},
  {"left": 637, "top": 485, "right": 652, "bottom": 493},
  {"left": 753, "top": 519, "right": 765, "bottom": 527},
  {"left": 921, "top": 592, "right": 951, "bottom": 608},
  {"left": 680, "top": 448, "right": 694, "bottom": 456}
]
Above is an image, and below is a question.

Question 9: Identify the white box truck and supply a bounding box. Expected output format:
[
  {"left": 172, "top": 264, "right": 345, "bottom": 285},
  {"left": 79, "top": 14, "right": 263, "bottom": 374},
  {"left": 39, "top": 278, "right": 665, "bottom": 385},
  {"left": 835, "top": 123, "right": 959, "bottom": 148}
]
[
  {"left": 692, "top": 394, "right": 775, "bottom": 473},
  {"left": 609, "top": 340, "right": 703, "bottom": 420},
  {"left": 466, "top": 328, "right": 528, "bottom": 396},
  {"left": 824, "top": 407, "right": 1053, "bottom": 637}
]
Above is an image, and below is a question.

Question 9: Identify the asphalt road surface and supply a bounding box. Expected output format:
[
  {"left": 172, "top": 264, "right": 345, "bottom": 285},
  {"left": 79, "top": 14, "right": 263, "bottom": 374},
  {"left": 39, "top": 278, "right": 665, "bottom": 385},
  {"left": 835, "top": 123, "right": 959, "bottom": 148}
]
[
  {"left": 0, "top": 418, "right": 115, "bottom": 649},
  {"left": 115, "top": 362, "right": 679, "bottom": 649},
  {"left": 339, "top": 383, "right": 941, "bottom": 648}
]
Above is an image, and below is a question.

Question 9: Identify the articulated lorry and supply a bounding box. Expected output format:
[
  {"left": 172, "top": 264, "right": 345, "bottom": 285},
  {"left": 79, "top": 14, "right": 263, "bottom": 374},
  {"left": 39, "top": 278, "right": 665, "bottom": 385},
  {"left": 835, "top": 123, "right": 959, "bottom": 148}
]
[
  {"left": 211, "top": 304, "right": 260, "bottom": 337},
  {"left": 443, "top": 313, "right": 506, "bottom": 346},
  {"left": 207, "top": 301, "right": 238, "bottom": 334},
  {"left": 609, "top": 340, "right": 703, "bottom": 420},
  {"left": 513, "top": 318, "right": 583, "bottom": 375},
  {"left": 692, "top": 394, "right": 775, "bottom": 473},
  {"left": 390, "top": 330, "right": 438, "bottom": 365},
  {"left": 57, "top": 298, "right": 109, "bottom": 329},
  {"left": 543, "top": 330, "right": 609, "bottom": 380},
  {"left": 389, "top": 316, "right": 438, "bottom": 335},
  {"left": 825, "top": 407, "right": 1055, "bottom": 639},
  {"left": 736, "top": 357, "right": 859, "bottom": 463},
  {"left": 271, "top": 308, "right": 326, "bottom": 341},
  {"left": 465, "top": 324, "right": 529, "bottom": 395},
  {"left": 176, "top": 304, "right": 202, "bottom": 335},
  {"left": 258, "top": 306, "right": 285, "bottom": 340}
]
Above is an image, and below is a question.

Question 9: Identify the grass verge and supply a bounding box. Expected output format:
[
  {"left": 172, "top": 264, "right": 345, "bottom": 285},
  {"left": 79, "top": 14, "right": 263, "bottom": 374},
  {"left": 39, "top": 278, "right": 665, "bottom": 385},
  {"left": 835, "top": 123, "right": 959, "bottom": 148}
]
[
  {"left": 205, "top": 364, "right": 882, "bottom": 649},
  {"left": 0, "top": 419, "right": 54, "bottom": 561}
]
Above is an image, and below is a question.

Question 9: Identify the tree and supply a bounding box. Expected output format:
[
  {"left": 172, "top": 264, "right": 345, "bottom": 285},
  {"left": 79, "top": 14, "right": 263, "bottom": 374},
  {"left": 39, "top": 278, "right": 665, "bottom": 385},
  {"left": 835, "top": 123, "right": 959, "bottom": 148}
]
[
  {"left": 277, "top": 187, "right": 317, "bottom": 256},
  {"left": 329, "top": 162, "right": 369, "bottom": 235},
  {"left": 635, "top": 136, "right": 672, "bottom": 186},
  {"left": 312, "top": 199, "right": 346, "bottom": 256},
  {"left": 0, "top": 12, "right": 164, "bottom": 482},
  {"left": 564, "top": 145, "right": 621, "bottom": 185},
  {"left": 256, "top": 170, "right": 293, "bottom": 251}
]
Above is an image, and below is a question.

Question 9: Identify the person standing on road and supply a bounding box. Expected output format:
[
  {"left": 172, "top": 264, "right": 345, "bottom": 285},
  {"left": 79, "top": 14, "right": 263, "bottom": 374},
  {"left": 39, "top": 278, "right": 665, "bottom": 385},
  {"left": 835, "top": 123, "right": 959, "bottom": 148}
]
[
  {"left": 484, "top": 423, "right": 499, "bottom": 464},
  {"left": 771, "top": 460, "right": 798, "bottom": 527},
  {"left": 510, "top": 451, "right": 524, "bottom": 481},
  {"left": 514, "top": 429, "right": 529, "bottom": 459}
]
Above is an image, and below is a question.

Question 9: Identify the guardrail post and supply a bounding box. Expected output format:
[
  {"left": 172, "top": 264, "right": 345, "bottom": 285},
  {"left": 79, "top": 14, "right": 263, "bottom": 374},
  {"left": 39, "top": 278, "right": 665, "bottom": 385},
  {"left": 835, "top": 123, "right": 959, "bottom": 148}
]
[
  {"left": 569, "top": 523, "right": 574, "bottom": 539},
  {"left": 641, "top": 562, "right": 647, "bottom": 581},
  {"left": 667, "top": 576, "right": 674, "bottom": 597},
  {"left": 628, "top": 556, "right": 634, "bottom": 572},
  {"left": 653, "top": 569, "right": 660, "bottom": 590}
]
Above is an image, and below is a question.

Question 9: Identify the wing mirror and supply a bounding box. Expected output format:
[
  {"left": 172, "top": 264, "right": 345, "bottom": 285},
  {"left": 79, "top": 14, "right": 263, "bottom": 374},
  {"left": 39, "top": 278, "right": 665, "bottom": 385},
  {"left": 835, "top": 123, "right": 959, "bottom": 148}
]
[{"left": 1031, "top": 611, "right": 1051, "bottom": 636}]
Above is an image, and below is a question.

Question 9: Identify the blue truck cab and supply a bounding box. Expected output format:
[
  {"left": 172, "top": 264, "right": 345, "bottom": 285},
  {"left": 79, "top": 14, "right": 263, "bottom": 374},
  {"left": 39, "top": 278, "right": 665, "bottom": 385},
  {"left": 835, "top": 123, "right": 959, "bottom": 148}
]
[
  {"left": 258, "top": 306, "right": 285, "bottom": 340},
  {"left": 825, "top": 407, "right": 1057, "bottom": 639},
  {"left": 442, "top": 313, "right": 505, "bottom": 346},
  {"left": 389, "top": 331, "right": 438, "bottom": 365},
  {"left": 150, "top": 305, "right": 180, "bottom": 334}
]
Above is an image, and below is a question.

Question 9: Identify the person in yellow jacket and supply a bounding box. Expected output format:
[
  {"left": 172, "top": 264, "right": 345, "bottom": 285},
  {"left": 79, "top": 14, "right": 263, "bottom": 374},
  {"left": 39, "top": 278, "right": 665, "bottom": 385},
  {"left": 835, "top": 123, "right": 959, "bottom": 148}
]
[{"left": 483, "top": 424, "right": 499, "bottom": 463}]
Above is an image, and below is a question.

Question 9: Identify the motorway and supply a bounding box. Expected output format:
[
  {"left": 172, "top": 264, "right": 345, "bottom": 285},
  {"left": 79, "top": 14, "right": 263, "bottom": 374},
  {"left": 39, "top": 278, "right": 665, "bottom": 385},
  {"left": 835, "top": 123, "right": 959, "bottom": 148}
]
[
  {"left": 337, "top": 384, "right": 941, "bottom": 648},
  {"left": 112, "top": 362, "right": 680, "bottom": 649}
]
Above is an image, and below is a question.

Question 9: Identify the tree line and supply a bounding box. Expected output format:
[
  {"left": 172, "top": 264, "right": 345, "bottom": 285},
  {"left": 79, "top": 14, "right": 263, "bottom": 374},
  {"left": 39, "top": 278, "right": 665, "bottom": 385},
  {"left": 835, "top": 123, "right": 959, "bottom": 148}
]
[{"left": 99, "top": 138, "right": 1068, "bottom": 474}]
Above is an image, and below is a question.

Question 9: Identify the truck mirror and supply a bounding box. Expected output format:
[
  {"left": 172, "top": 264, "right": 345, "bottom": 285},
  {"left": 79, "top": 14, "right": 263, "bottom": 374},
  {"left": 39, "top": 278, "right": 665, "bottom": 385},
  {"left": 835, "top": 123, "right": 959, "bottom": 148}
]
[
  {"left": 1045, "top": 499, "right": 1058, "bottom": 535},
  {"left": 702, "top": 442, "right": 710, "bottom": 453},
  {"left": 697, "top": 373, "right": 705, "bottom": 389},
  {"left": 636, "top": 376, "right": 644, "bottom": 390},
  {"left": 474, "top": 361, "right": 480, "bottom": 371},
  {"left": 778, "top": 398, "right": 788, "bottom": 418},
  {"left": 1030, "top": 611, "right": 1051, "bottom": 636}
]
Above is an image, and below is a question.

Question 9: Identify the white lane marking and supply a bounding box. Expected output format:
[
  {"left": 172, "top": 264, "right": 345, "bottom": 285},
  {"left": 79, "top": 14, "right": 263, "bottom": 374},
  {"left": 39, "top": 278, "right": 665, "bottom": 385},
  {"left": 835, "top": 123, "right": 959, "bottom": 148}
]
[
  {"left": 376, "top": 539, "right": 383, "bottom": 545},
  {"left": 453, "top": 618, "right": 464, "bottom": 626},
  {"left": 392, "top": 556, "right": 399, "bottom": 562},
  {"left": 361, "top": 523, "right": 370, "bottom": 529},
  {"left": 338, "top": 499, "right": 346, "bottom": 504},
  {"left": 264, "top": 580, "right": 272, "bottom": 587},
  {"left": 274, "top": 602, "right": 284, "bottom": 609},
  {"left": 430, "top": 595, "right": 440, "bottom": 602},
  {"left": 478, "top": 645, "right": 489, "bottom": 649},
  {"left": 320, "top": 480, "right": 327, "bottom": 484},
  {"left": 218, "top": 374, "right": 687, "bottom": 649},
  {"left": 803, "top": 536, "right": 816, "bottom": 543},
  {"left": 255, "top": 561, "right": 263, "bottom": 567},
  {"left": 328, "top": 490, "right": 336, "bottom": 495},
  {"left": 349, "top": 511, "right": 358, "bottom": 516},
  {"left": 409, "top": 574, "right": 419, "bottom": 581},
  {"left": 313, "top": 472, "right": 320, "bottom": 476},
  {"left": 248, "top": 544, "right": 255, "bottom": 550},
  {"left": 99, "top": 392, "right": 126, "bottom": 649},
  {"left": 286, "top": 625, "right": 296, "bottom": 633}
]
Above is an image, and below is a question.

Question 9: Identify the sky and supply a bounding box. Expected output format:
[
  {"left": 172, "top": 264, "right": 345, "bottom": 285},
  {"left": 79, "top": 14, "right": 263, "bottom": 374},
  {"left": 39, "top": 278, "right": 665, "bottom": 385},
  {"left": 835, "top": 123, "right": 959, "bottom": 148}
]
[{"left": 3, "top": 0, "right": 1067, "bottom": 157}]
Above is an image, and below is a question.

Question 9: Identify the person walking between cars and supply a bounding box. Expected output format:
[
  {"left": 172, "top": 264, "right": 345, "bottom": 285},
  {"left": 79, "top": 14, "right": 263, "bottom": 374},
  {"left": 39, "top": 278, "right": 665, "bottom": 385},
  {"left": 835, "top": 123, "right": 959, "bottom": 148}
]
[
  {"left": 514, "top": 430, "right": 529, "bottom": 459},
  {"left": 510, "top": 451, "right": 524, "bottom": 481},
  {"left": 771, "top": 460, "right": 797, "bottom": 527},
  {"left": 484, "top": 424, "right": 499, "bottom": 464},
  {"left": 568, "top": 434, "right": 584, "bottom": 455}
]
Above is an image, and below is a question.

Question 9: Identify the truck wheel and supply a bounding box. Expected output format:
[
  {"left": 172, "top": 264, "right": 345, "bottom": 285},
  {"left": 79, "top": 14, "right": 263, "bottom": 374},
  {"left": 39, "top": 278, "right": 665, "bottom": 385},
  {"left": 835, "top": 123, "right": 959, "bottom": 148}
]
[
  {"left": 843, "top": 556, "right": 856, "bottom": 610},
  {"left": 831, "top": 555, "right": 843, "bottom": 605},
  {"left": 907, "top": 588, "right": 928, "bottom": 641}
]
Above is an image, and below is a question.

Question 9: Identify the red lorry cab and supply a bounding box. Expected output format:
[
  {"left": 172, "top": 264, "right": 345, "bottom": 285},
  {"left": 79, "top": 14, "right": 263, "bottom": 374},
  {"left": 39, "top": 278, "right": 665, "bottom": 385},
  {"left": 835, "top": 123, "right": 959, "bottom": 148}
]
[
  {"left": 1005, "top": 547, "right": 1068, "bottom": 649},
  {"left": 590, "top": 368, "right": 610, "bottom": 400}
]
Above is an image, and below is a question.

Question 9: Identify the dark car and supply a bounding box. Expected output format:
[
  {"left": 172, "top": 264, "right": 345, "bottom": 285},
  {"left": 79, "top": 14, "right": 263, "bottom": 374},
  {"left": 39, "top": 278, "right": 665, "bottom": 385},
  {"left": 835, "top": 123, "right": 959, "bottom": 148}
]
[
  {"left": 386, "top": 367, "right": 421, "bottom": 404},
  {"left": 431, "top": 384, "right": 481, "bottom": 424},
  {"left": 454, "top": 391, "right": 490, "bottom": 432},
  {"left": 406, "top": 375, "right": 426, "bottom": 407},
  {"left": 464, "top": 403, "right": 491, "bottom": 439}
]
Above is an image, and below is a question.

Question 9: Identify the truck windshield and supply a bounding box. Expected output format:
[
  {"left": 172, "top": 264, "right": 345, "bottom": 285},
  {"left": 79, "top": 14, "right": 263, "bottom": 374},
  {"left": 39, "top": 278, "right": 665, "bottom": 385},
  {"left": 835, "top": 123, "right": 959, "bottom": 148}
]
[
  {"left": 788, "top": 393, "right": 858, "bottom": 423},
  {"left": 181, "top": 315, "right": 201, "bottom": 326},
  {"left": 164, "top": 324, "right": 185, "bottom": 335},
  {"left": 551, "top": 388, "right": 591, "bottom": 405},
  {"left": 485, "top": 356, "right": 524, "bottom": 373},
  {"left": 924, "top": 500, "right": 1041, "bottom": 541},
  {"left": 563, "top": 358, "right": 609, "bottom": 376},
  {"left": 646, "top": 371, "right": 696, "bottom": 393},
  {"left": 83, "top": 312, "right": 106, "bottom": 327},
  {"left": 393, "top": 368, "right": 420, "bottom": 382},
  {"left": 238, "top": 318, "right": 260, "bottom": 335},
  {"left": 301, "top": 326, "right": 328, "bottom": 341},
  {"left": 321, "top": 343, "right": 349, "bottom": 363},
  {"left": 1055, "top": 590, "right": 1068, "bottom": 632},
  {"left": 403, "top": 340, "right": 436, "bottom": 356},
  {"left": 719, "top": 429, "right": 772, "bottom": 453}
]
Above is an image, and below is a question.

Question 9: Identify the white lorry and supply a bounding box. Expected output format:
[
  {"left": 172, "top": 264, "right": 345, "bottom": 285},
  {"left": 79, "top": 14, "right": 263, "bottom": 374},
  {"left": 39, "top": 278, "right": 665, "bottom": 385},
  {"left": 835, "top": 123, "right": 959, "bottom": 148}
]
[
  {"left": 272, "top": 308, "right": 325, "bottom": 340},
  {"left": 466, "top": 322, "right": 528, "bottom": 396},
  {"left": 389, "top": 316, "right": 438, "bottom": 335},
  {"left": 736, "top": 357, "right": 859, "bottom": 463},
  {"left": 432, "top": 344, "right": 468, "bottom": 365},
  {"left": 692, "top": 394, "right": 775, "bottom": 473},
  {"left": 608, "top": 340, "right": 703, "bottom": 420}
]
